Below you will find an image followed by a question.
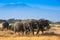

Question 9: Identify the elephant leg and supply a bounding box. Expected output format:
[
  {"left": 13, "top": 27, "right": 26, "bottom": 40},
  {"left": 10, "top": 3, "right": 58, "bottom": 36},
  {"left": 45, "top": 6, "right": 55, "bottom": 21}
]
[
  {"left": 41, "top": 29, "right": 44, "bottom": 34},
  {"left": 30, "top": 28, "right": 34, "bottom": 35},
  {"left": 14, "top": 30, "right": 16, "bottom": 33},
  {"left": 7, "top": 27, "right": 9, "bottom": 30},
  {"left": 22, "top": 31, "right": 24, "bottom": 36},
  {"left": 47, "top": 25, "right": 50, "bottom": 30},
  {"left": 14, "top": 26, "right": 17, "bottom": 33},
  {"left": 14, "top": 29, "right": 17, "bottom": 33},
  {"left": 24, "top": 29, "right": 26, "bottom": 35},
  {"left": 41, "top": 27, "right": 44, "bottom": 34},
  {"left": 24, "top": 26, "right": 27, "bottom": 35},
  {"left": 21, "top": 30, "right": 24, "bottom": 36},
  {"left": 26, "top": 30, "right": 28, "bottom": 35},
  {"left": 31, "top": 30, "right": 34, "bottom": 35},
  {"left": 36, "top": 28, "right": 40, "bottom": 35},
  {"left": 18, "top": 32, "right": 21, "bottom": 36},
  {"left": 28, "top": 26, "right": 34, "bottom": 35},
  {"left": 24, "top": 29, "right": 28, "bottom": 35}
]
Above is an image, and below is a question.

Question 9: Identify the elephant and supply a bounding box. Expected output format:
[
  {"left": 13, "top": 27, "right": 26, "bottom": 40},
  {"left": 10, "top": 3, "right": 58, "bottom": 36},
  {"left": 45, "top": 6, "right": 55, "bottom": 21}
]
[
  {"left": 29, "top": 19, "right": 38, "bottom": 35},
  {"left": 14, "top": 20, "right": 34, "bottom": 35},
  {"left": 14, "top": 21, "right": 24, "bottom": 35},
  {"left": 2, "top": 21, "right": 9, "bottom": 30},
  {"left": 14, "top": 19, "right": 50, "bottom": 35},
  {"left": 28, "top": 19, "right": 50, "bottom": 35},
  {"left": 36, "top": 19, "right": 50, "bottom": 35},
  {"left": 21, "top": 20, "right": 33, "bottom": 35}
]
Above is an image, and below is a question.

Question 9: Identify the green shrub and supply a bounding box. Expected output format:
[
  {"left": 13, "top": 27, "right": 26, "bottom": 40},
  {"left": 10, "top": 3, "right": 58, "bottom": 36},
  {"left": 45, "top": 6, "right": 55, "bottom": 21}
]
[{"left": 9, "top": 24, "right": 14, "bottom": 30}]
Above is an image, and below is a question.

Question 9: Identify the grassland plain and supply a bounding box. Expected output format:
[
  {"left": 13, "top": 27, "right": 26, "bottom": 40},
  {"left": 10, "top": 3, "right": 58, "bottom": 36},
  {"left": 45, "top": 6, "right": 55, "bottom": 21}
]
[
  {"left": 0, "top": 36, "right": 60, "bottom": 40},
  {"left": 0, "top": 24, "right": 60, "bottom": 40}
]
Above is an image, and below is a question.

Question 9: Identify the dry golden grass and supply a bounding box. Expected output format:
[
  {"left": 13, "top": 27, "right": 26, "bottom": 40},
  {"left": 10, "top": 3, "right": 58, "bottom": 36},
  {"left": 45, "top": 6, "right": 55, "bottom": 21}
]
[
  {"left": 0, "top": 28, "right": 60, "bottom": 40},
  {"left": 0, "top": 24, "right": 60, "bottom": 40},
  {"left": 0, "top": 23, "right": 2, "bottom": 28},
  {"left": 0, "top": 36, "right": 60, "bottom": 40}
]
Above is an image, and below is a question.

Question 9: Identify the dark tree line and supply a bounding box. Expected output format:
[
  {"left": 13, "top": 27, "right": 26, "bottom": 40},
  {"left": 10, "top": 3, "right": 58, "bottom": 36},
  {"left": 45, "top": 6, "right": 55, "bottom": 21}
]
[
  {"left": 0, "top": 19, "right": 21, "bottom": 23},
  {"left": 0, "top": 18, "right": 60, "bottom": 24}
]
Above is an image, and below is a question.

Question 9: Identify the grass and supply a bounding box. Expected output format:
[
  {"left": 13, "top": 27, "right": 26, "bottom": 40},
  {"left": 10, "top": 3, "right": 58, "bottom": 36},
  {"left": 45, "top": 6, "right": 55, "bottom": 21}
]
[
  {"left": 0, "top": 35, "right": 60, "bottom": 40},
  {"left": 0, "top": 24, "right": 60, "bottom": 40}
]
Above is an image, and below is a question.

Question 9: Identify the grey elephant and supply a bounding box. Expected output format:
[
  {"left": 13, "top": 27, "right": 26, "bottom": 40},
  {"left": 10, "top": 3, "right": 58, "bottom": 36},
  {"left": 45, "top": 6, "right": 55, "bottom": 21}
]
[
  {"left": 2, "top": 21, "right": 9, "bottom": 30},
  {"left": 29, "top": 19, "right": 38, "bottom": 35},
  {"left": 29, "top": 19, "right": 50, "bottom": 35},
  {"left": 21, "top": 20, "right": 33, "bottom": 35},
  {"left": 36, "top": 19, "right": 50, "bottom": 35},
  {"left": 14, "top": 21, "right": 24, "bottom": 35}
]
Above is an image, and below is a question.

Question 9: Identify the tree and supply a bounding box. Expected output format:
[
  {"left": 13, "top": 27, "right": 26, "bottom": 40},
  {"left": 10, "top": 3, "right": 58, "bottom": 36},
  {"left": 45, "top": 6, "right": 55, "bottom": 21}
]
[{"left": 7, "top": 18, "right": 15, "bottom": 23}]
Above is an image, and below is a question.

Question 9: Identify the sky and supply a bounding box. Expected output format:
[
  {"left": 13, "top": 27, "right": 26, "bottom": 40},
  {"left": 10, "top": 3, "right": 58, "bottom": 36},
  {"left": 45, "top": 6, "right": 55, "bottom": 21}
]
[{"left": 0, "top": 0, "right": 60, "bottom": 22}]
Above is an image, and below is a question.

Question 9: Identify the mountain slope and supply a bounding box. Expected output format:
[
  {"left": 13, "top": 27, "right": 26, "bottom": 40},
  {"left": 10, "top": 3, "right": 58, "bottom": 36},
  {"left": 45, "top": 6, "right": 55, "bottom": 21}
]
[{"left": 2, "top": 3, "right": 31, "bottom": 8}]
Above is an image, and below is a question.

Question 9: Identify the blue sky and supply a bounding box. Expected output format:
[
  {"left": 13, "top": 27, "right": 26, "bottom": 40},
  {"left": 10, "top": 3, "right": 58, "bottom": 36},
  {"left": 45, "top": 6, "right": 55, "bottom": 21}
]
[{"left": 0, "top": 0, "right": 60, "bottom": 22}]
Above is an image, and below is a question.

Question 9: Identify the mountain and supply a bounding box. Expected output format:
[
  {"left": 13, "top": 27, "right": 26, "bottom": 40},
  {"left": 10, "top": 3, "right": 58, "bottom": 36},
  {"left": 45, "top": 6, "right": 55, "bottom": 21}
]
[{"left": 1, "top": 3, "right": 31, "bottom": 8}]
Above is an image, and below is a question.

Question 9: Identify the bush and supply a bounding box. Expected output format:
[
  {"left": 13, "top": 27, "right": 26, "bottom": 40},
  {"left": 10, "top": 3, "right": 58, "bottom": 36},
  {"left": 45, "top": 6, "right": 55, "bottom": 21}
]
[{"left": 9, "top": 24, "right": 14, "bottom": 30}]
